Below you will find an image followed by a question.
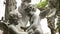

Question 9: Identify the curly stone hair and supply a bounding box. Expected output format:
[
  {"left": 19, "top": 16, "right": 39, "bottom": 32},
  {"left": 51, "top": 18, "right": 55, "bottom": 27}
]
[{"left": 21, "top": 0, "right": 31, "bottom": 3}]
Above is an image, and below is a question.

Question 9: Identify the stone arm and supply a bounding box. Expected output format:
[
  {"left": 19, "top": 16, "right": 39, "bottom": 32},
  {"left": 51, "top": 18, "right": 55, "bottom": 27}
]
[
  {"left": 40, "top": 9, "right": 50, "bottom": 19},
  {"left": 0, "top": 21, "right": 25, "bottom": 34},
  {"left": 8, "top": 24, "right": 21, "bottom": 34},
  {"left": 46, "top": 8, "right": 56, "bottom": 17},
  {"left": 8, "top": 24, "right": 28, "bottom": 34},
  {"left": 26, "top": 15, "right": 39, "bottom": 31}
]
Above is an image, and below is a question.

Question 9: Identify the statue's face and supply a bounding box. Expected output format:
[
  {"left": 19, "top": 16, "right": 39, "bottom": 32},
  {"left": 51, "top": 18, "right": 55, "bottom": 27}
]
[
  {"left": 24, "top": 5, "right": 36, "bottom": 15},
  {"left": 9, "top": 11, "right": 22, "bottom": 25},
  {"left": 9, "top": 14, "right": 19, "bottom": 25}
]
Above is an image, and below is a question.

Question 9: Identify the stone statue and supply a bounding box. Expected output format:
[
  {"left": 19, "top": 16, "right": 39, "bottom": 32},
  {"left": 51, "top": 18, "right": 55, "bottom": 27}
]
[
  {"left": 18, "top": 0, "right": 32, "bottom": 27},
  {"left": 26, "top": 8, "right": 43, "bottom": 34},
  {"left": 8, "top": 9, "right": 28, "bottom": 34},
  {"left": 18, "top": 0, "right": 43, "bottom": 34},
  {"left": 46, "top": 0, "right": 56, "bottom": 34},
  {"left": 0, "top": 0, "right": 43, "bottom": 34},
  {"left": 39, "top": 0, "right": 56, "bottom": 34}
]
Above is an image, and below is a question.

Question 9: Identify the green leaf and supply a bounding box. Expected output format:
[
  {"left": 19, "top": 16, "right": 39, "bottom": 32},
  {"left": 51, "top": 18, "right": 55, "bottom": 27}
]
[{"left": 36, "top": 0, "right": 49, "bottom": 9}]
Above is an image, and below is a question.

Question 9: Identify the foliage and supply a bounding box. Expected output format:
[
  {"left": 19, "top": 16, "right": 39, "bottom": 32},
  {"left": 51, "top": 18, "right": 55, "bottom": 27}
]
[
  {"left": 56, "top": 0, "right": 60, "bottom": 9},
  {"left": 36, "top": 0, "right": 49, "bottom": 9},
  {"left": 56, "top": 0, "right": 60, "bottom": 32},
  {"left": 56, "top": 21, "right": 60, "bottom": 32}
]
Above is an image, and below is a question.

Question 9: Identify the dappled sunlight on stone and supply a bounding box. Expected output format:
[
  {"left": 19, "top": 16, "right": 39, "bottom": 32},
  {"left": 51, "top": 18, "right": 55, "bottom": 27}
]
[{"left": 0, "top": 30, "right": 3, "bottom": 34}]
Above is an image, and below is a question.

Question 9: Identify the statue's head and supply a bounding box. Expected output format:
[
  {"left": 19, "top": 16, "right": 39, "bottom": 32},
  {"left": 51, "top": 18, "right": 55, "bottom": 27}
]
[
  {"left": 21, "top": 0, "right": 31, "bottom": 3},
  {"left": 24, "top": 5, "right": 36, "bottom": 16},
  {"left": 9, "top": 13, "right": 19, "bottom": 25},
  {"left": 9, "top": 10, "right": 22, "bottom": 25}
]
